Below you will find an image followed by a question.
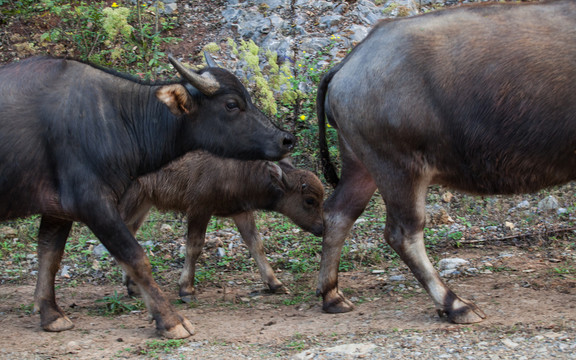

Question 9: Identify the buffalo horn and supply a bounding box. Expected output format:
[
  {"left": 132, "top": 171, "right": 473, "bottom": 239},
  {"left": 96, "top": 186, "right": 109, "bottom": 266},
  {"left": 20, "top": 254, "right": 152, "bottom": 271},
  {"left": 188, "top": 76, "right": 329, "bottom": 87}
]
[
  {"left": 204, "top": 51, "right": 219, "bottom": 68},
  {"left": 168, "top": 55, "right": 220, "bottom": 96}
]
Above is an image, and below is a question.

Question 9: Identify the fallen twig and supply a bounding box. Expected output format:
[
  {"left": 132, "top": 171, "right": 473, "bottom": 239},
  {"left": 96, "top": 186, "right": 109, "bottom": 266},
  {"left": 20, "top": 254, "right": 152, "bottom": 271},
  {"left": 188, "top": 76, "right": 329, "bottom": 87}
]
[{"left": 460, "top": 226, "right": 576, "bottom": 245}]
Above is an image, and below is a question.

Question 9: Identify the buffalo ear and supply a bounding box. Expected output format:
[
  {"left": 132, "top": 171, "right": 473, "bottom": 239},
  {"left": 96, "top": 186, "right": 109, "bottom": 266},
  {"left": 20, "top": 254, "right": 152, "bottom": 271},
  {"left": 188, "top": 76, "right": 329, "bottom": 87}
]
[{"left": 156, "top": 84, "right": 194, "bottom": 116}]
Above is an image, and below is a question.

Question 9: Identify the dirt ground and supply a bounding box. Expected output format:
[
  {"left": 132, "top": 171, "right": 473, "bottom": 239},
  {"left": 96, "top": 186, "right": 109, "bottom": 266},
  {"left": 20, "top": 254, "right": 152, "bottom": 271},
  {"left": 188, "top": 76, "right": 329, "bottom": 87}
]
[
  {"left": 1, "top": 242, "right": 575, "bottom": 359},
  {"left": 0, "top": 1, "right": 575, "bottom": 359}
]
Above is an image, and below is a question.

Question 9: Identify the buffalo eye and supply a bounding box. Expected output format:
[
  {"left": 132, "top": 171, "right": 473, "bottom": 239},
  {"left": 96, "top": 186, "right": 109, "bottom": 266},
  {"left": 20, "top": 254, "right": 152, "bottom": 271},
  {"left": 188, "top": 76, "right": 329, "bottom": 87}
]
[
  {"left": 305, "top": 198, "right": 316, "bottom": 206},
  {"left": 226, "top": 101, "right": 239, "bottom": 111}
]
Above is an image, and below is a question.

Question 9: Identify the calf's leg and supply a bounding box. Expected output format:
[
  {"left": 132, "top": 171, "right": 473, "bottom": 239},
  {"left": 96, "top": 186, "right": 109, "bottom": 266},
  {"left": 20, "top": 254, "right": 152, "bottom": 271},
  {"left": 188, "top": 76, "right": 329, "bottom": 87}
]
[
  {"left": 233, "top": 212, "right": 287, "bottom": 293},
  {"left": 118, "top": 197, "right": 153, "bottom": 297},
  {"left": 34, "top": 215, "right": 74, "bottom": 331},
  {"left": 318, "top": 140, "right": 377, "bottom": 313},
  {"left": 178, "top": 213, "right": 211, "bottom": 303}
]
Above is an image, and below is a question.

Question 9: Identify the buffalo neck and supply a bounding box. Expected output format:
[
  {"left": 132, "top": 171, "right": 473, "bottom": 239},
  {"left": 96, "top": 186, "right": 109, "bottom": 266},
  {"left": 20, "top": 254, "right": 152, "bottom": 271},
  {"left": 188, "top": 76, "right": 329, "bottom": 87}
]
[{"left": 118, "top": 82, "right": 186, "bottom": 178}]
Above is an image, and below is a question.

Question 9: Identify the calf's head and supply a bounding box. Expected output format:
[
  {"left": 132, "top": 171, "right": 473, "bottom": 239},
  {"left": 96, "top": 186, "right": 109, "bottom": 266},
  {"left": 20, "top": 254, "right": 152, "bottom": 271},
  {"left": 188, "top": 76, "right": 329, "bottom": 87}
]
[
  {"left": 270, "top": 160, "right": 325, "bottom": 236},
  {"left": 156, "top": 55, "right": 295, "bottom": 161}
]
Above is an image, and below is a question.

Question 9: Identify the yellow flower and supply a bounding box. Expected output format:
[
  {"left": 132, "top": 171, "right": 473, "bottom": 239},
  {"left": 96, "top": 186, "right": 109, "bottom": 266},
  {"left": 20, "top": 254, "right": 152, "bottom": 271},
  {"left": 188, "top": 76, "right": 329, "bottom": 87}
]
[
  {"left": 300, "top": 115, "right": 306, "bottom": 121},
  {"left": 327, "top": 123, "right": 332, "bottom": 128},
  {"left": 111, "top": 2, "right": 119, "bottom": 7},
  {"left": 310, "top": 67, "right": 314, "bottom": 71}
]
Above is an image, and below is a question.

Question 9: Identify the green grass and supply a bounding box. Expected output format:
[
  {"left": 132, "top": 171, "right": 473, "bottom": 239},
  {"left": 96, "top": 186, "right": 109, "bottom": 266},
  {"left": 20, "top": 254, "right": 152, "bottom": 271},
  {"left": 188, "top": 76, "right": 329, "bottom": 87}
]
[
  {"left": 139, "top": 339, "right": 187, "bottom": 359},
  {"left": 95, "top": 290, "right": 144, "bottom": 316}
]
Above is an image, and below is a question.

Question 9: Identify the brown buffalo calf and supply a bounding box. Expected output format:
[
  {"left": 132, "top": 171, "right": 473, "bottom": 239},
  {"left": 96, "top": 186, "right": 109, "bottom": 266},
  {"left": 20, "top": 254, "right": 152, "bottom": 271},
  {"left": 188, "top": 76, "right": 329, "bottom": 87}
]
[{"left": 119, "top": 151, "right": 324, "bottom": 302}]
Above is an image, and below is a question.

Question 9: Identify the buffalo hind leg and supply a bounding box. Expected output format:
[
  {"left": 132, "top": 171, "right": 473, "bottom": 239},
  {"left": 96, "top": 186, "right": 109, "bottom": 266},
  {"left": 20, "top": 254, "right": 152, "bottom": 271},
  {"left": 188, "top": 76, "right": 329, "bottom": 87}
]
[
  {"left": 318, "top": 139, "right": 377, "bottom": 313},
  {"left": 233, "top": 212, "right": 287, "bottom": 294},
  {"left": 380, "top": 172, "right": 486, "bottom": 324},
  {"left": 178, "top": 213, "right": 211, "bottom": 303},
  {"left": 34, "top": 216, "right": 74, "bottom": 332},
  {"left": 85, "top": 204, "right": 194, "bottom": 339}
]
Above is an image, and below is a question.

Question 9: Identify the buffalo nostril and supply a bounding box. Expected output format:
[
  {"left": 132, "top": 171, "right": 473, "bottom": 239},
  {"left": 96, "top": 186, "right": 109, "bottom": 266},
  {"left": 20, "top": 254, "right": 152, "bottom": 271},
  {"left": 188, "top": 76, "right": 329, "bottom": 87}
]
[{"left": 283, "top": 133, "right": 296, "bottom": 150}]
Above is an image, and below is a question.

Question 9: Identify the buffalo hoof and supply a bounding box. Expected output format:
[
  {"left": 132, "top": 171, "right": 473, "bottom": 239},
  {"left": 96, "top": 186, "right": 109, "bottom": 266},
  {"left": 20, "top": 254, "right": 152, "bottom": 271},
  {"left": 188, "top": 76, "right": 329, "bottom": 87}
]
[
  {"left": 180, "top": 294, "right": 196, "bottom": 304},
  {"left": 440, "top": 298, "right": 487, "bottom": 324},
  {"left": 159, "top": 318, "right": 195, "bottom": 339},
  {"left": 42, "top": 315, "right": 75, "bottom": 332},
  {"left": 268, "top": 284, "right": 290, "bottom": 294},
  {"left": 321, "top": 290, "right": 355, "bottom": 313}
]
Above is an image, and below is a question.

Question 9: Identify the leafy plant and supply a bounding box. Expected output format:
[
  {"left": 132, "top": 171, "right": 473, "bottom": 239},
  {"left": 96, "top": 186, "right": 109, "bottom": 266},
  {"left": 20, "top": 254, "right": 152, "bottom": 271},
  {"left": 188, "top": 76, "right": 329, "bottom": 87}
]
[
  {"left": 96, "top": 290, "right": 143, "bottom": 316},
  {"left": 140, "top": 339, "right": 186, "bottom": 358},
  {"left": 17, "top": 0, "right": 179, "bottom": 78}
]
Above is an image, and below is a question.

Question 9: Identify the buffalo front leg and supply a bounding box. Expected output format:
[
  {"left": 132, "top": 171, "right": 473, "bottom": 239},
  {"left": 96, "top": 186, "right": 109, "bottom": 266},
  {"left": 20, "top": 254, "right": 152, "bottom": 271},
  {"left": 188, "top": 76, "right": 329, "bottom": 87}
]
[
  {"left": 318, "top": 143, "right": 377, "bottom": 313},
  {"left": 84, "top": 205, "right": 194, "bottom": 339},
  {"left": 233, "top": 212, "right": 287, "bottom": 294},
  {"left": 178, "top": 213, "right": 211, "bottom": 303},
  {"left": 34, "top": 216, "right": 74, "bottom": 332},
  {"left": 380, "top": 173, "right": 486, "bottom": 324}
]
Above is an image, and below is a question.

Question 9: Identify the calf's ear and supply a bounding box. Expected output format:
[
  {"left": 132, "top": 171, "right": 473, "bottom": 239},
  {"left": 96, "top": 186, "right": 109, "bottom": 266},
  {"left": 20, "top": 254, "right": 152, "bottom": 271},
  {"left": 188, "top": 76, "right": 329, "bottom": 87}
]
[
  {"left": 268, "top": 162, "right": 283, "bottom": 184},
  {"left": 278, "top": 157, "right": 295, "bottom": 170},
  {"left": 267, "top": 162, "right": 287, "bottom": 195},
  {"left": 156, "top": 84, "right": 195, "bottom": 116}
]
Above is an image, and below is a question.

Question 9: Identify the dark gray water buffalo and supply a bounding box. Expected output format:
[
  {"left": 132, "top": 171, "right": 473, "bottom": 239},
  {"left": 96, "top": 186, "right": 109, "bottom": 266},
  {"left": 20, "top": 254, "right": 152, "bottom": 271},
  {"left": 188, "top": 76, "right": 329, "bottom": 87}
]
[
  {"left": 317, "top": 0, "right": 576, "bottom": 324},
  {"left": 118, "top": 151, "right": 324, "bottom": 301},
  {"left": 0, "top": 54, "right": 295, "bottom": 338}
]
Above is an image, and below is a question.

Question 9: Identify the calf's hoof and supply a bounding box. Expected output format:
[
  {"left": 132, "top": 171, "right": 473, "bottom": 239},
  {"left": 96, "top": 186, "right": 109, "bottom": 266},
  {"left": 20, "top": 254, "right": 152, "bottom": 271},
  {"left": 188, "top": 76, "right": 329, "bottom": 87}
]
[
  {"left": 440, "top": 297, "right": 487, "bottom": 324},
  {"left": 321, "top": 290, "right": 355, "bottom": 314},
  {"left": 126, "top": 283, "right": 141, "bottom": 297},
  {"left": 42, "top": 315, "right": 75, "bottom": 332},
  {"left": 179, "top": 287, "right": 196, "bottom": 304},
  {"left": 159, "top": 318, "right": 195, "bottom": 339}
]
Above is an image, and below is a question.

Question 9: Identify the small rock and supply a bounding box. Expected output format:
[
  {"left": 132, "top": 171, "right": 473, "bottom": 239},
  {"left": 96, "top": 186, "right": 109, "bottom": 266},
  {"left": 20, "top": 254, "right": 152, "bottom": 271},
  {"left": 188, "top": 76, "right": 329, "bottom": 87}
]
[
  {"left": 205, "top": 237, "right": 224, "bottom": 249},
  {"left": 217, "top": 247, "right": 226, "bottom": 257},
  {"left": 516, "top": 200, "right": 530, "bottom": 209},
  {"left": 389, "top": 275, "right": 405, "bottom": 281},
  {"left": 92, "top": 244, "right": 109, "bottom": 258},
  {"left": 502, "top": 338, "right": 519, "bottom": 349},
  {"left": 160, "top": 223, "right": 173, "bottom": 233},
  {"left": 437, "top": 258, "right": 469, "bottom": 271},
  {"left": 60, "top": 265, "right": 71, "bottom": 278},
  {"left": 538, "top": 195, "right": 559, "bottom": 212},
  {"left": 439, "top": 269, "right": 460, "bottom": 277},
  {"left": 0, "top": 226, "right": 18, "bottom": 238},
  {"left": 65, "top": 341, "right": 81, "bottom": 354}
]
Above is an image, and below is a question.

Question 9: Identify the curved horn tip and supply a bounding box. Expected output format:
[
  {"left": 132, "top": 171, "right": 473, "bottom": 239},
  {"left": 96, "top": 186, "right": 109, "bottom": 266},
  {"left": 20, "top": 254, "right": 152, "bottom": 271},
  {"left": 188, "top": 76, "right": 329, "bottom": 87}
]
[
  {"left": 204, "top": 51, "right": 219, "bottom": 68},
  {"left": 168, "top": 54, "right": 220, "bottom": 96}
]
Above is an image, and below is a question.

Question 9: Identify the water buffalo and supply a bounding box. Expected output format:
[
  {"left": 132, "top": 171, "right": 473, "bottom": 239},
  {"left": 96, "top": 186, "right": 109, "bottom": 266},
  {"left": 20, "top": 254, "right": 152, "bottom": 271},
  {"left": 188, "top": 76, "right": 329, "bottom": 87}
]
[
  {"left": 118, "top": 151, "right": 324, "bottom": 301},
  {"left": 0, "top": 54, "right": 295, "bottom": 338},
  {"left": 317, "top": 0, "right": 576, "bottom": 324}
]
